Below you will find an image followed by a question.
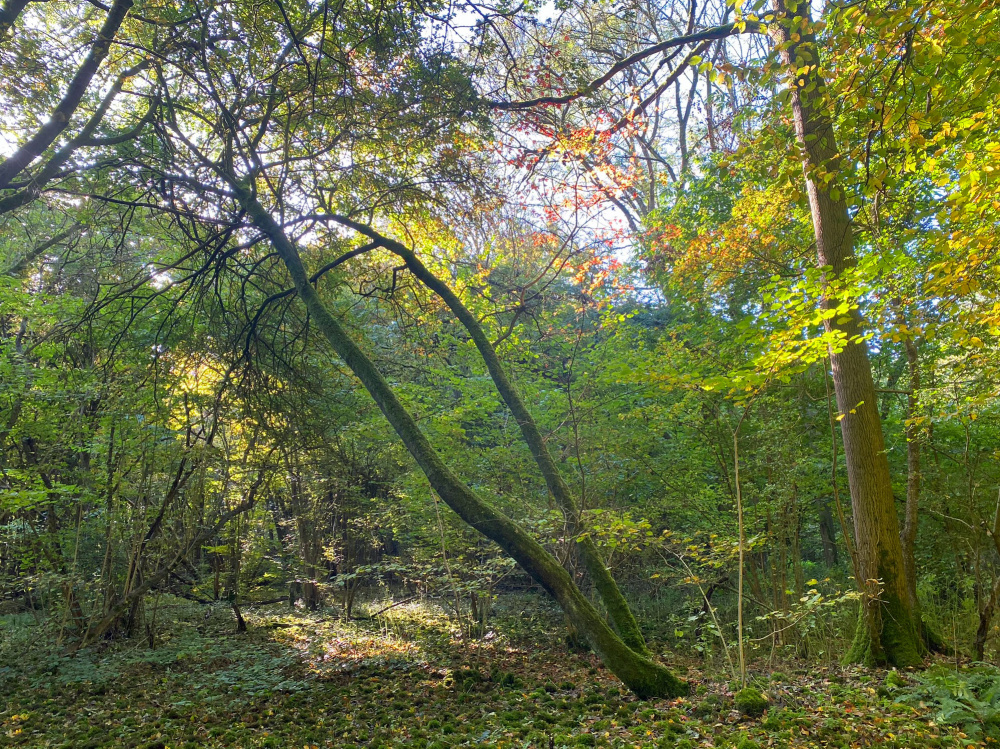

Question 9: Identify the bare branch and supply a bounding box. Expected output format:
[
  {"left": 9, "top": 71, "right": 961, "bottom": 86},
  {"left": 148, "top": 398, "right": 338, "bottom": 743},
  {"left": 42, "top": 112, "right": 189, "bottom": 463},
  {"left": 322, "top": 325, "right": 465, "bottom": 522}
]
[{"left": 487, "top": 22, "right": 757, "bottom": 111}]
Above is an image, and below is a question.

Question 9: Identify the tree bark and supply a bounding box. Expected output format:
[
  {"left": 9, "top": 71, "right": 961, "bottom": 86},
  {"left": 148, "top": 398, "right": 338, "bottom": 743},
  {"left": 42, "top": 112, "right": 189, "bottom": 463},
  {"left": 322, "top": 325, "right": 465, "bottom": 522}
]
[
  {"left": 330, "top": 216, "right": 650, "bottom": 655},
  {"left": 232, "top": 181, "right": 685, "bottom": 698},
  {"left": 770, "top": 0, "right": 922, "bottom": 667},
  {"left": 975, "top": 575, "right": 1000, "bottom": 661}
]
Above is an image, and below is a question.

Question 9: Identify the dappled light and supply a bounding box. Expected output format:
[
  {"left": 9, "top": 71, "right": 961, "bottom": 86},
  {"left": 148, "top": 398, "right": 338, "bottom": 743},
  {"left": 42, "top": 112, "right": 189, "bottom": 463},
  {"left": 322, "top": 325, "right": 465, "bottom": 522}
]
[{"left": 1, "top": 0, "right": 999, "bottom": 746}]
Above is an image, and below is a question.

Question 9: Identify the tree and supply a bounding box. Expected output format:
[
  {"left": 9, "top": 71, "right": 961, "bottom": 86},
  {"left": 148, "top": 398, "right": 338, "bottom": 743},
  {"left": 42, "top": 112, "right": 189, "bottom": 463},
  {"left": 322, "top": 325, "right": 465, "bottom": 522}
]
[
  {"left": 480, "top": 0, "right": 921, "bottom": 664},
  {"left": 19, "top": 0, "right": 686, "bottom": 696},
  {"left": 4, "top": 0, "right": 999, "bottom": 683},
  {"left": 765, "top": 0, "right": 922, "bottom": 665},
  {"left": 229, "top": 180, "right": 683, "bottom": 695}
]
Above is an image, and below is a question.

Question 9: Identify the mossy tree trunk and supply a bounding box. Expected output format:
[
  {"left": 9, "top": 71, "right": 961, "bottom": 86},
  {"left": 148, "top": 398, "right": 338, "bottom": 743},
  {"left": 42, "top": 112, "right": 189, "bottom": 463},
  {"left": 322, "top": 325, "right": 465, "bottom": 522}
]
[
  {"left": 330, "top": 215, "right": 650, "bottom": 656},
  {"left": 230, "top": 181, "right": 685, "bottom": 698},
  {"left": 770, "top": 0, "right": 923, "bottom": 667}
]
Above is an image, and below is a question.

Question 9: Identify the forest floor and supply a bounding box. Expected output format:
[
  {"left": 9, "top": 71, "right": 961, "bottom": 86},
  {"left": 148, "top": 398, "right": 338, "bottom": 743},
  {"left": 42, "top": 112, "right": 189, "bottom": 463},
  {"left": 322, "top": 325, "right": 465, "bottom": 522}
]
[{"left": 0, "top": 593, "right": 993, "bottom": 748}]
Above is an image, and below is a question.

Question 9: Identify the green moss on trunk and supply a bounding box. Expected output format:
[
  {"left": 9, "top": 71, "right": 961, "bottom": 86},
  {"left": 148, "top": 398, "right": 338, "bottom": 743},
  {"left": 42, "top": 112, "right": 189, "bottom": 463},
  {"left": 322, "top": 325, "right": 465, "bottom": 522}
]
[{"left": 846, "top": 590, "right": 923, "bottom": 668}]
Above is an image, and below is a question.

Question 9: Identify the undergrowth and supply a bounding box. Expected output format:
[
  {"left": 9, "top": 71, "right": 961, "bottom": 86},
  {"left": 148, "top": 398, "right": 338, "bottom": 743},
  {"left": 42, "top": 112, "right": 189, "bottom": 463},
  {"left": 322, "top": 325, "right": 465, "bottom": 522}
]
[{"left": 0, "top": 593, "right": 981, "bottom": 747}]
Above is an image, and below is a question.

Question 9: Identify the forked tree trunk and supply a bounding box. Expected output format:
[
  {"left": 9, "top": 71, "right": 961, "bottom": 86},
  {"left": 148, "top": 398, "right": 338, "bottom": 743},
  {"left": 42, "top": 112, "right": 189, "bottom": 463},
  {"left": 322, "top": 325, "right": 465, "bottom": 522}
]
[
  {"left": 333, "top": 216, "right": 650, "bottom": 655},
  {"left": 770, "top": 0, "right": 922, "bottom": 667},
  {"left": 232, "top": 181, "right": 685, "bottom": 698}
]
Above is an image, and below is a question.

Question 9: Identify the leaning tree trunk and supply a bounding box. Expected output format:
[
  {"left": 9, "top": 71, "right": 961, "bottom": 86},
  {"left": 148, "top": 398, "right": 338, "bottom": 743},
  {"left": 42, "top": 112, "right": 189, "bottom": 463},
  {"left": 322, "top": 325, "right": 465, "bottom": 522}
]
[
  {"left": 770, "top": 0, "right": 922, "bottom": 667},
  {"left": 333, "top": 216, "right": 649, "bottom": 655},
  {"left": 230, "top": 180, "right": 685, "bottom": 698}
]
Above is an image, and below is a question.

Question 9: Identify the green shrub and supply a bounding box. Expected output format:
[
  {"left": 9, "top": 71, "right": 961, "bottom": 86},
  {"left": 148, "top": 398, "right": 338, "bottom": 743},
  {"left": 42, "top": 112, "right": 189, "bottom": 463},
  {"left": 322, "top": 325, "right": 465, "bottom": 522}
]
[
  {"left": 454, "top": 666, "right": 483, "bottom": 684},
  {"left": 692, "top": 699, "right": 718, "bottom": 718}
]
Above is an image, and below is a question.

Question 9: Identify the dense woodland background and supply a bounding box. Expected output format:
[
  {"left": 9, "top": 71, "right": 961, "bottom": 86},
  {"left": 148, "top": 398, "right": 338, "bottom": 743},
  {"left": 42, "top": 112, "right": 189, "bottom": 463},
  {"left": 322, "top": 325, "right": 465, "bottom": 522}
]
[{"left": 1, "top": 0, "right": 1000, "bottom": 744}]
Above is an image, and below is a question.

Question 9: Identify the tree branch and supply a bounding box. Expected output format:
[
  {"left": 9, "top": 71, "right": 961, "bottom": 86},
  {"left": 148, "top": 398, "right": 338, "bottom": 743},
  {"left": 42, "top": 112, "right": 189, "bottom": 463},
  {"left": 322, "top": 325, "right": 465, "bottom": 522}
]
[
  {"left": 487, "top": 22, "right": 757, "bottom": 111},
  {"left": 0, "top": 0, "right": 134, "bottom": 190},
  {"left": 0, "top": 0, "right": 29, "bottom": 43}
]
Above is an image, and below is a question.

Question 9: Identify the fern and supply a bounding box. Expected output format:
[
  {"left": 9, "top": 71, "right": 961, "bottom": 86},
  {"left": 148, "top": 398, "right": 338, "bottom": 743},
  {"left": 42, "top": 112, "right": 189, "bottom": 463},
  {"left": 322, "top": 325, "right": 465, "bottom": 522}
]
[{"left": 897, "top": 664, "right": 1000, "bottom": 742}]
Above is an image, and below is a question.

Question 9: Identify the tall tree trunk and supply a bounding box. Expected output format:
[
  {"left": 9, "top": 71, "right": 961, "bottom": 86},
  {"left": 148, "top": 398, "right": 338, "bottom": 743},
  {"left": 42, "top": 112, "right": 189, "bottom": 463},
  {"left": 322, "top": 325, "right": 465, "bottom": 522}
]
[
  {"left": 332, "top": 216, "right": 649, "bottom": 655},
  {"left": 975, "top": 500, "right": 1000, "bottom": 660},
  {"left": 770, "top": 0, "right": 922, "bottom": 666},
  {"left": 975, "top": 575, "right": 1000, "bottom": 662},
  {"left": 900, "top": 335, "right": 921, "bottom": 617},
  {"left": 816, "top": 498, "right": 839, "bottom": 568},
  {"left": 231, "top": 181, "right": 684, "bottom": 698}
]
